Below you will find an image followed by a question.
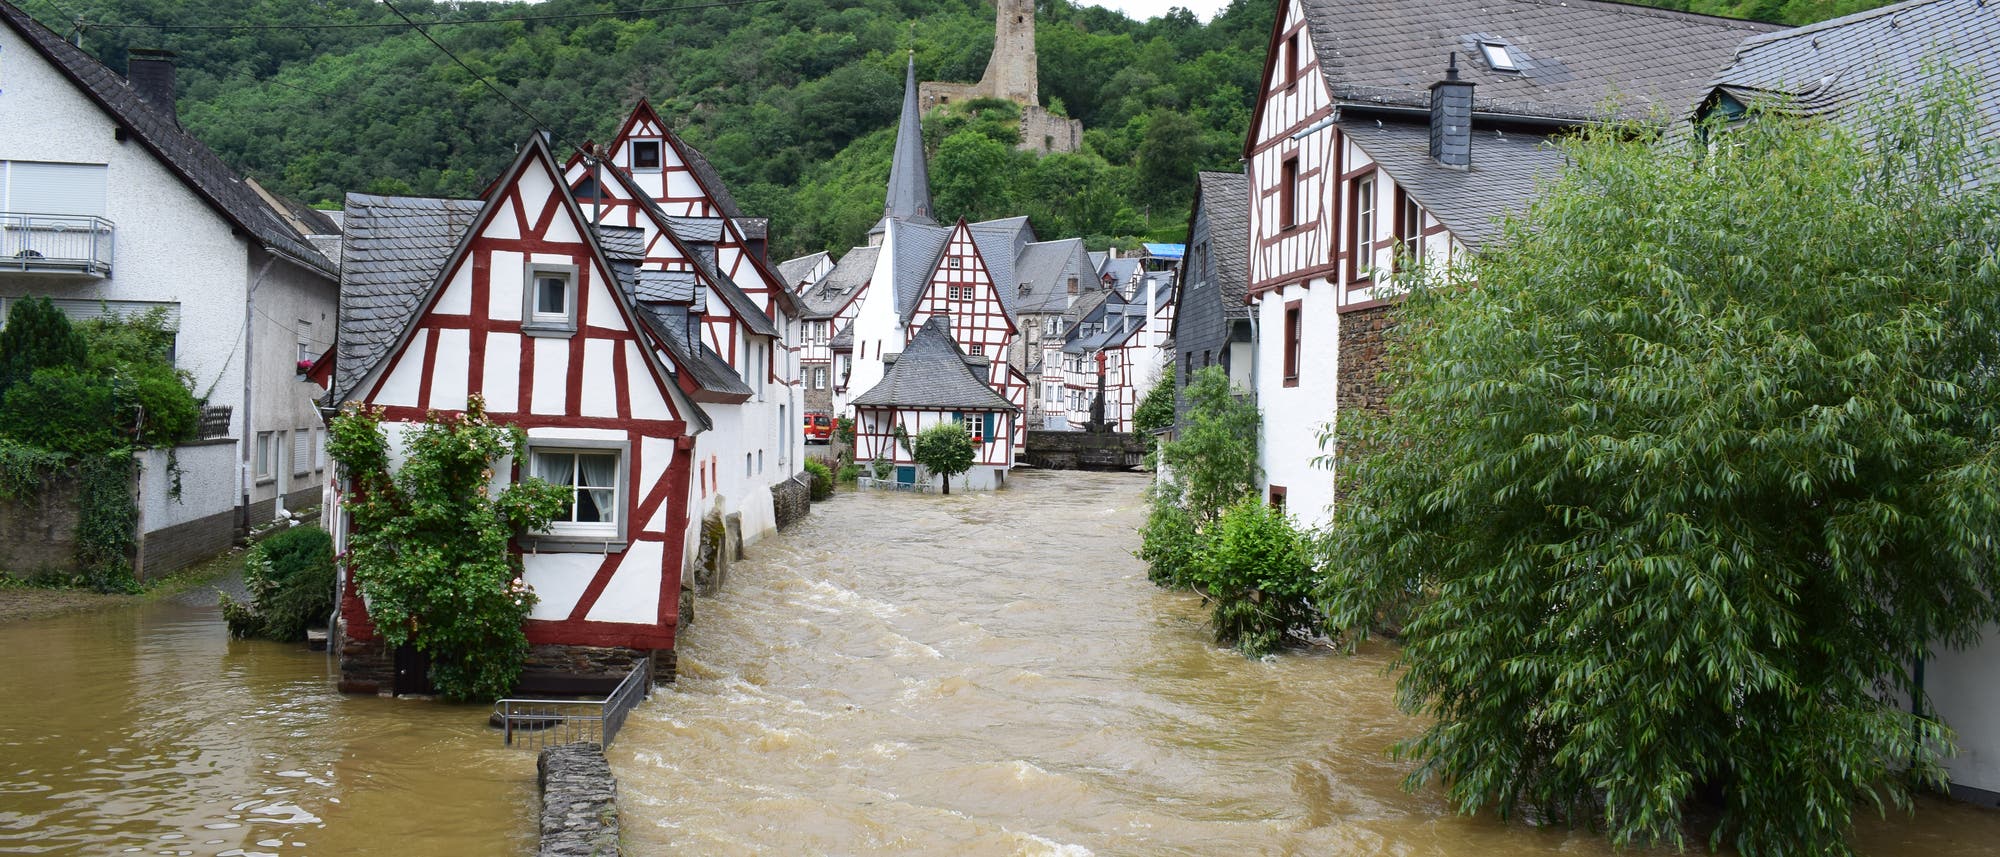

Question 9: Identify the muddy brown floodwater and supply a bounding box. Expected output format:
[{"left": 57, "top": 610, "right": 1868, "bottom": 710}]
[
  {"left": 0, "top": 589, "right": 533, "bottom": 855},
  {"left": 614, "top": 469, "right": 2000, "bottom": 856}
]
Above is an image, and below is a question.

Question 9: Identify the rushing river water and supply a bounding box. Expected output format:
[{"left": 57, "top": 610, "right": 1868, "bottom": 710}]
[
  {"left": 4, "top": 470, "right": 1999, "bottom": 855},
  {"left": 614, "top": 469, "right": 2000, "bottom": 855}
]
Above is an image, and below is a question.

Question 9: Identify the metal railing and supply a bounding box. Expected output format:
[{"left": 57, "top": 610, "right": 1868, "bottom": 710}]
[
  {"left": 197, "top": 405, "right": 233, "bottom": 440},
  {"left": 1, "top": 212, "right": 114, "bottom": 275},
  {"left": 494, "top": 658, "right": 652, "bottom": 750}
]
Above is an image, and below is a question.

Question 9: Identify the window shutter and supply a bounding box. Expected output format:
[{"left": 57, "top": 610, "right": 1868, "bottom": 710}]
[
  {"left": 6, "top": 162, "right": 108, "bottom": 216},
  {"left": 293, "top": 430, "right": 312, "bottom": 475},
  {"left": 983, "top": 413, "right": 995, "bottom": 441}
]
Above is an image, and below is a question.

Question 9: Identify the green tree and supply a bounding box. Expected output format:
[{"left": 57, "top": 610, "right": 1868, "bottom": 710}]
[
  {"left": 328, "top": 397, "right": 570, "bottom": 702},
  {"left": 0, "top": 296, "right": 87, "bottom": 393},
  {"left": 1193, "top": 496, "right": 1314, "bottom": 655},
  {"left": 910, "top": 420, "right": 976, "bottom": 495},
  {"left": 1157, "top": 365, "right": 1260, "bottom": 525},
  {"left": 1320, "top": 87, "right": 2000, "bottom": 854},
  {"left": 932, "top": 130, "right": 1016, "bottom": 223},
  {"left": 1131, "top": 369, "right": 1175, "bottom": 459}
]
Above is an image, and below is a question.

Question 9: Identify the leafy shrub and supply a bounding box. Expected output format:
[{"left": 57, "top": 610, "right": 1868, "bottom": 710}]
[
  {"left": 222, "top": 526, "right": 336, "bottom": 641},
  {"left": 0, "top": 367, "right": 121, "bottom": 455},
  {"left": 870, "top": 457, "right": 892, "bottom": 480},
  {"left": 121, "top": 362, "right": 201, "bottom": 448},
  {"left": 1132, "top": 371, "right": 1175, "bottom": 460},
  {"left": 1156, "top": 366, "right": 1259, "bottom": 525},
  {"left": 803, "top": 458, "right": 834, "bottom": 500},
  {"left": 835, "top": 463, "right": 860, "bottom": 483},
  {"left": 1137, "top": 481, "right": 1202, "bottom": 588},
  {"left": 0, "top": 295, "right": 86, "bottom": 393},
  {"left": 1191, "top": 497, "right": 1314, "bottom": 656}
]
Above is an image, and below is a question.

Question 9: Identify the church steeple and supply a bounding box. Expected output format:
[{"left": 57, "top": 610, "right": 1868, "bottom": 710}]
[{"left": 884, "top": 52, "right": 935, "bottom": 227}]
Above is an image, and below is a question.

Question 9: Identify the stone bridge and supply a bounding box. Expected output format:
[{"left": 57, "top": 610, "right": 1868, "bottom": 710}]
[{"left": 1021, "top": 430, "right": 1146, "bottom": 471}]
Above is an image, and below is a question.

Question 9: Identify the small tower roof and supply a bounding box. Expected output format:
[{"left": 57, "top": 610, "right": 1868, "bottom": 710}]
[{"left": 884, "top": 53, "right": 936, "bottom": 227}]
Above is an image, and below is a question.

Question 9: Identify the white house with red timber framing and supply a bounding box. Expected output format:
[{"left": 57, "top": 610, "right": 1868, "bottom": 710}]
[
  {"left": 326, "top": 136, "right": 711, "bottom": 690},
  {"left": 1243, "top": 0, "right": 1771, "bottom": 526},
  {"left": 562, "top": 101, "right": 806, "bottom": 550},
  {"left": 852, "top": 316, "right": 1019, "bottom": 490}
]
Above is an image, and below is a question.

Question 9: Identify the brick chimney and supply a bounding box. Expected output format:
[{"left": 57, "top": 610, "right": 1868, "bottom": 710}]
[
  {"left": 1429, "top": 53, "right": 1475, "bottom": 169},
  {"left": 127, "top": 49, "right": 179, "bottom": 125}
]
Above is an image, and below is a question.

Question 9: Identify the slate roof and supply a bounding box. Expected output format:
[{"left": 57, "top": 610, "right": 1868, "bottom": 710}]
[
  {"left": 333, "top": 193, "right": 483, "bottom": 401},
  {"left": 610, "top": 170, "right": 781, "bottom": 338},
  {"left": 799, "top": 246, "right": 877, "bottom": 319},
  {"left": 885, "top": 56, "right": 937, "bottom": 225},
  {"left": 664, "top": 216, "right": 724, "bottom": 243},
  {"left": 1703, "top": 0, "right": 2000, "bottom": 183},
  {"left": 1099, "top": 257, "right": 1140, "bottom": 289},
  {"left": 829, "top": 320, "right": 854, "bottom": 350},
  {"left": 1298, "top": 0, "right": 1778, "bottom": 122},
  {"left": 635, "top": 301, "right": 747, "bottom": 403},
  {"left": 632, "top": 270, "right": 706, "bottom": 313},
  {"left": 0, "top": 2, "right": 336, "bottom": 278},
  {"left": 1010, "top": 239, "right": 1089, "bottom": 316},
  {"left": 1195, "top": 171, "right": 1252, "bottom": 320},
  {"left": 732, "top": 217, "right": 769, "bottom": 240},
  {"left": 890, "top": 220, "right": 954, "bottom": 320},
  {"left": 1339, "top": 119, "right": 1567, "bottom": 248},
  {"left": 778, "top": 251, "right": 829, "bottom": 290},
  {"left": 594, "top": 225, "right": 645, "bottom": 263},
  {"left": 852, "top": 317, "right": 1016, "bottom": 411},
  {"left": 677, "top": 140, "right": 744, "bottom": 219}
]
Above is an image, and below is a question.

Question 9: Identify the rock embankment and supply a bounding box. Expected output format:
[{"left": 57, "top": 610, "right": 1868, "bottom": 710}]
[{"left": 537, "top": 744, "right": 619, "bottom": 856}]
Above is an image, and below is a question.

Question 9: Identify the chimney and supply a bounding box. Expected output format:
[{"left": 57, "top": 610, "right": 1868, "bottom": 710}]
[
  {"left": 127, "top": 50, "right": 178, "bottom": 125},
  {"left": 1429, "top": 53, "right": 1475, "bottom": 169}
]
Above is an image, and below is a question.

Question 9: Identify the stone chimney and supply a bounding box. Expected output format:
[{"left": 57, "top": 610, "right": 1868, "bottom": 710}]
[
  {"left": 127, "top": 49, "right": 179, "bottom": 125},
  {"left": 1428, "top": 53, "right": 1475, "bottom": 169}
]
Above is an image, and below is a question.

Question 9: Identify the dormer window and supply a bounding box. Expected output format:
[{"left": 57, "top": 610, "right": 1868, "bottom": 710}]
[
  {"left": 1479, "top": 41, "right": 1517, "bottom": 72},
  {"left": 524, "top": 263, "right": 578, "bottom": 336},
  {"left": 631, "top": 140, "right": 663, "bottom": 171}
]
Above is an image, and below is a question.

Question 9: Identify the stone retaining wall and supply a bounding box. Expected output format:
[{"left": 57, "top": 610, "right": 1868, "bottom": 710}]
[
  {"left": 772, "top": 473, "right": 810, "bottom": 531},
  {"left": 538, "top": 744, "right": 619, "bottom": 857},
  {"left": 1021, "top": 430, "right": 1145, "bottom": 470},
  {"left": 0, "top": 467, "right": 82, "bottom": 577}
]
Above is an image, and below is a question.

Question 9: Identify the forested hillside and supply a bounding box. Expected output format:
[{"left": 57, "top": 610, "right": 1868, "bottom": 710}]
[{"left": 20, "top": 0, "right": 1884, "bottom": 258}]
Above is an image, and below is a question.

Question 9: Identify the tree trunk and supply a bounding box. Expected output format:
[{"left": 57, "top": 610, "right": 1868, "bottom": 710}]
[{"left": 940, "top": 471, "right": 950, "bottom": 495}]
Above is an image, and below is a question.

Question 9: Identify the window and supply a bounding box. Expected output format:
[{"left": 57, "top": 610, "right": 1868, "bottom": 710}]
[
  {"left": 523, "top": 263, "right": 578, "bottom": 335},
  {"left": 758, "top": 449, "right": 764, "bottom": 474},
  {"left": 1396, "top": 188, "right": 1423, "bottom": 270},
  {"left": 1279, "top": 157, "right": 1299, "bottom": 230},
  {"left": 1269, "top": 485, "right": 1287, "bottom": 512},
  {"left": 296, "top": 319, "right": 315, "bottom": 364},
  {"left": 1480, "top": 42, "right": 1517, "bottom": 72},
  {"left": 532, "top": 446, "right": 623, "bottom": 543},
  {"left": 293, "top": 429, "right": 313, "bottom": 476},
  {"left": 745, "top": 452, "right": 753, "bottom": 478},
  {"left": 948, "top": 257, "right": 962, "bottom": 269},
  {"left": 1283, "top": 301, "right": 1301, "bottom": 386},
  {"left": 812, "top": 366, "right": 826, "bottom": 389},
  {"left": 254, "top": 431, "right": 276, "bottom": 480},
  {"left": 1284, "top": 33, "right": 1300, "bottom": 88},
  {"left": 0, "top": 161, "right": 109, "bottom": 216},
  {"left": 1066, "top": 276, "right": 1078, "bottom": 295},
  {"left": 1353, "top": 175, "right": 1377, "bottom": 279},
  {"left": 1184, "top": 352, "right": 1195, "bottom": 383},
  {"left": 631, "top": 140, "right": 663, "bottom": 171}
]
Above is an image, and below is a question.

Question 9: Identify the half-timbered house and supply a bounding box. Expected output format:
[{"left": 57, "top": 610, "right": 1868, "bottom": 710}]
[
  {"left": 1243, "top": 0, "right": 1771, "bottom": 527},
  {"left": 562, "top": 102, "right": 805, "bottom": 548},
  {"left": 327, "top": 136, "right": 706, "bottom": 693},
  {"left": 1171, "top": 171, "right": 1254, "bottom": 401},
  {"left": 852, "top": 316, "right": 1018, "bottom": 490}
]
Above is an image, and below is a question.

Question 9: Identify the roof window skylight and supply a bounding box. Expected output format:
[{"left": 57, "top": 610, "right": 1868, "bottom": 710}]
[{"left": 1479, "top": 41, "right": 1518, "bottom": 71}]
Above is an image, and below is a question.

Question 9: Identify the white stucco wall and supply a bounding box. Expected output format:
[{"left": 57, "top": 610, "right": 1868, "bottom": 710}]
[
  {"left": 1930, "top": 626, "right": 2000, "bottom": 798},
  {"left": 1253, "top": 280, "right": 1339, "bottom": 529},
  {"left": 135, "top": 441, "right": 237, "bottom": 532}
]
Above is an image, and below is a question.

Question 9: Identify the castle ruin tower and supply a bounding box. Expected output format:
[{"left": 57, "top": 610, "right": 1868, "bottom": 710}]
[
  {"left": 982, "top": 0, "right": 1040, "bottom": 107},
  {"left": 917, "top": 0, "right": 1083, "bottom": 154}
]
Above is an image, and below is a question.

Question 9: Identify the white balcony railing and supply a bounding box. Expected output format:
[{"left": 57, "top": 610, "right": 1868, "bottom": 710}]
[{"left": 1, "top": 212, "right": 114, "bottom": 276}]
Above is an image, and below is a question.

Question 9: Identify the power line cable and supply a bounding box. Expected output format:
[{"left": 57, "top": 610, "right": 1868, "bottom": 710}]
[
  {"left": 74, "top": 0, "right": 787, "bottom": 32},
  {"left": 379, "top": 0, "right": 564, "bottom": 148}
]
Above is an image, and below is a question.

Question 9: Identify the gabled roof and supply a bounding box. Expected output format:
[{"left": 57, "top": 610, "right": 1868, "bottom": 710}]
[
  {"left": 1192, "top": 171, "right": 1252, "bottom": 320},
  {"left": 1010, "top": 238, "right": 1090, "bottom": 316},
  {"left": 594, "top": 225, "right": 646, "bottom": 263},
  {"left": 1339, "top": 119, "right": 1567, "bottom": 249},
  {"left": 1294, "top": 0, "right": 1777, "bottom": 122},
  {"left": 890, "top": 219, "right": 954, "bottom": 319},
  {"left": 778, "top": 251, "right": 830, "bottom": 290},
  {"left": 632, "top": 300, "right": 748, "bottom": 406},
  {"left": 603, "top": 167, "right": 781, "bottom": 338},
  {"left": 1702, "top": 0, "right": 1999, "bottom": 180},
  {"left": 333, "top": 193, "right": 483, "bottom": 401},
  {"left": 799, "top": 245, "right": 877, "bottom": 319},
  {"left": 829, "top": 320, "right": 854, "bottom": 350},
  {"left": 852, "top": 317, "right": 1016, "bottom": 411},
  {"left": 0, "top": 2, "right": 335, "bottom": 278}
]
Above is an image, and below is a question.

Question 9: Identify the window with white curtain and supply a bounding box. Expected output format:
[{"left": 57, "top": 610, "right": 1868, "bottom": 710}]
[{"left": 531, "top": 446, "right": 624, "bottom": 544}]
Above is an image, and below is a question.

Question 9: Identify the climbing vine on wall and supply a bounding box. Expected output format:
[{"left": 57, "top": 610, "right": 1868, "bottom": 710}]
[{"left": 327, "top": 397, "right": 569, "bottom": 702}]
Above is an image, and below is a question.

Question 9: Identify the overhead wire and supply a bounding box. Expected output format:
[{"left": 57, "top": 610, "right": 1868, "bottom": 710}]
[
  {"left": 71, "top": 0, "right": 789, "bottom": 32},
  {"left": 379, "top": 0, "right": 563, "bottom": 146}
]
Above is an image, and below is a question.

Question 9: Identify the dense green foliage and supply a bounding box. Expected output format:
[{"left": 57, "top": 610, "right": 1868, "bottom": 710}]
[
  {"left": 803, "top": 458, "right": 835, "bottom": 500},
  {"left": 221, "top": 526, "right": 336, "bottom": 642},
  {"left": 328, "top": 397, "right": 570, "bottom": 702},
  {"left": 1130, "top": 369, "right": 1174, "bottom": 460},
  {"left": 1192, "top": 496, "right": 1312, "bottom": 655},
  {"left": 0, "top": 302, "right": 199, "bottom": 589},
  {"left": 909, "top": 420, "right": 974, "bottom": 494},
  {"left": 1319, "top": 85, "right": 2000, "bottom": 854},
  {"left": 1140, "top": 366, "right": 1296, "bottom": 653},
  {"left": 0, "top": 296, "right": 87, "bottom": 393}
]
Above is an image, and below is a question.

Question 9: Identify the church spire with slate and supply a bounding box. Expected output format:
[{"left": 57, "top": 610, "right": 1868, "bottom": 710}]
[{"left": 883, "top": 51, "right": 935, "bottom": 226}]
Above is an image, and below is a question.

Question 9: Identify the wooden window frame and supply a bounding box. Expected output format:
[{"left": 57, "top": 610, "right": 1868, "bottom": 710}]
[
  {"left": 1280, "top": 156, "right": 1300, "bottom": 232},
  {"left": 1282, "top": 300, "right": 1302, "bottom": 387},
  {"left": 1283, "top": 33, "right": 1300, "bottom": 91},
  {"left": 1393, "top": 187, "right": 1423, "bottom": 272},
  {"left": 525, "top": 440, "right": 629, "bottom": 551},
  {"left": 1350, "top": 173, "right": 1377, "bottom": 283},
  {"left": 1269, "top": 485, "right": 1287, "bottom": 512},
  {"left": 630, "top": 140, "right": 663, "bottom": 172},
  {"left": 522, "top": 262, "right": 579, "bottom": 337}
]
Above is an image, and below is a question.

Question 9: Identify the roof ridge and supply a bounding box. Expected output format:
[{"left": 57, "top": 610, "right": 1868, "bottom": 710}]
[
  {"left": 1490, "top": 0, "right": 1785, "bottom": 29},
  {"left": 1736, "top": 0, "right": 1957, "bottom": 47}
]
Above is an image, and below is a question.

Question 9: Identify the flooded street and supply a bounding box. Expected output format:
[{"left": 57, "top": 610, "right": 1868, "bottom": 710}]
[
  {"left": 617, "top": 469, "right": 2000, "bottom": 855},
  {"left": 0, "top": 591, "right": 532, "bottom": 855},
  {"left": 2, "top": 470, "right": 1997, "bottom": 855}
]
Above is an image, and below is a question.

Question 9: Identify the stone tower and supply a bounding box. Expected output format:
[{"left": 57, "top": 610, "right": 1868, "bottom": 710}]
[{"left": 917, "top": 0, "right": 1083, "bottom": 154}]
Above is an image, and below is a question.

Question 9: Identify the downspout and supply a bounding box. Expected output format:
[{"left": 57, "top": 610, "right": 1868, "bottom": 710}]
[{"left": 241, "top": 253, "right": 280, "bottom": 534}]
